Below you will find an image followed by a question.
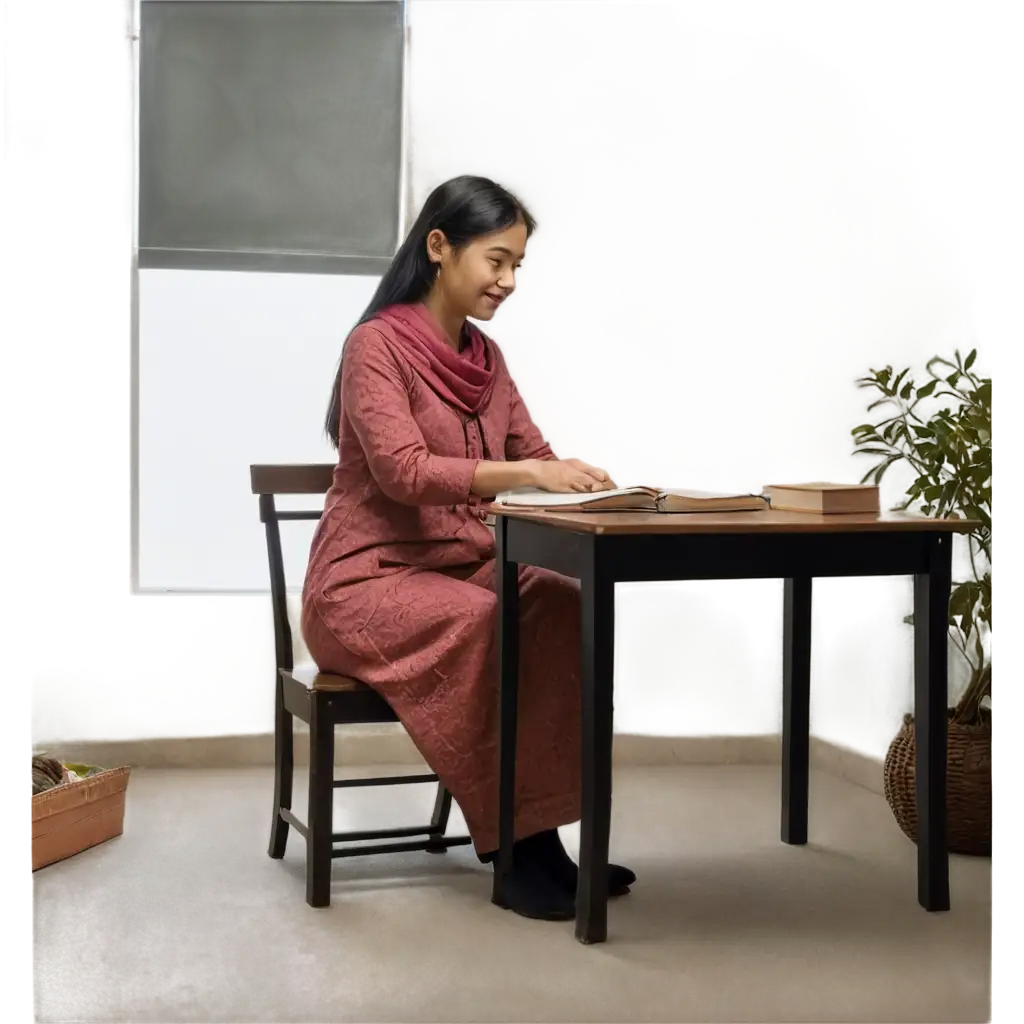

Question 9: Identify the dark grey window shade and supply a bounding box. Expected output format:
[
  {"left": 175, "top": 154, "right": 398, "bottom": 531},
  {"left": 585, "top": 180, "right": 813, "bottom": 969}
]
[{"left": 138, "top": 0, "right": 404, "bottom": 274}]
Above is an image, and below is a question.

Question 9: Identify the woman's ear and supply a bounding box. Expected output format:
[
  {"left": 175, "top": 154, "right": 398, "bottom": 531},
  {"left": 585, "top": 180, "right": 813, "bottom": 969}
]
[{"left": 425, "top": 228, "right": 448, "bottom": 266}]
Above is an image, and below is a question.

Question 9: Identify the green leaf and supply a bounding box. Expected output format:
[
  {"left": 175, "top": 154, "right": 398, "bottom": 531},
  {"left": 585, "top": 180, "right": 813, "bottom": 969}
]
[
  {"left": 873, "top": 456, "right": 900, "bottom": 484},
  {"left": 62, "top": 762, "right": 105, "bottom": 778},
  {"left": 889, "top": 422, "right": 906, "bottom": 446},
  {"left": 899, "top": 381, "right": 913, "bottom": 400},
  {"left": 903, "top": 614, "right": 915, "bottom": 626},
  {"left": 965, "top": 348, "right": 977, "bottom": 370},
  {"left": 916, "top": 379, "right": 939, "bottom": 399},
  {"left": 878, "top": 367, "right": 892, "bottom": 387}
]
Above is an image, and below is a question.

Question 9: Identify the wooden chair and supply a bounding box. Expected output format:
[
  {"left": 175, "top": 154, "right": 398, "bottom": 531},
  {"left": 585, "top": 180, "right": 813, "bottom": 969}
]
[{"left": 250, "top": 464, "right": 471, "bottom": 907}]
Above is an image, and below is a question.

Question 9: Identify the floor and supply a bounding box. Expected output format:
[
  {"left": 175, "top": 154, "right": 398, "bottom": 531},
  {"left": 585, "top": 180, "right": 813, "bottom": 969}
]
[{"left": 33, "top": 764, "right": 990, "bottom": 1023}]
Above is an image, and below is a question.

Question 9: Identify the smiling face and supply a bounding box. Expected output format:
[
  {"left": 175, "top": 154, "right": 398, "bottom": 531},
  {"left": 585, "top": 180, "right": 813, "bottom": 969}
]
[{"left": 426, "top": 220, "right": 527, "bottom": 322}]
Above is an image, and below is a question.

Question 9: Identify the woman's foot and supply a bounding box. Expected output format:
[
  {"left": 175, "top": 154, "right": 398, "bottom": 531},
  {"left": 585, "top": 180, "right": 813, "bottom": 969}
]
[
  {"left": 489, "top": 840, "right": 576, "bottom": 921},
  {"left": 482, "top": 830, "right": 636, "bottom": 917},
  {"left": 491, "top": 860, "right": 576, "bottom": 921},
  {"left": 522, "top": 828, "right": 636, "bottom": 897}
]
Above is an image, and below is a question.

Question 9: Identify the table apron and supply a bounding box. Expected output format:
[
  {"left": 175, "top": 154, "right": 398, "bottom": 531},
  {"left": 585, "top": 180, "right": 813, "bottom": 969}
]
[{"left": 503, "top": 520, "right": 937, "bottom": 580}]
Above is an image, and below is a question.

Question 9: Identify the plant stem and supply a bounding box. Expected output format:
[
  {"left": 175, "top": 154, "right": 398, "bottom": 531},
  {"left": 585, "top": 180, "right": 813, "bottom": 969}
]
[
  {"left": 950, "top": 629, "right": 977, "bottom": 676},
  {"left": 952, "top": 662, "right": 990, "bottom": 724}
]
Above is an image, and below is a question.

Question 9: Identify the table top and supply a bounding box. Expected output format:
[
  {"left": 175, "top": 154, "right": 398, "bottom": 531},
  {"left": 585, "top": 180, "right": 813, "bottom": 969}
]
[{"left": 486, "top": 505, "right": 979, "bottom": 536}]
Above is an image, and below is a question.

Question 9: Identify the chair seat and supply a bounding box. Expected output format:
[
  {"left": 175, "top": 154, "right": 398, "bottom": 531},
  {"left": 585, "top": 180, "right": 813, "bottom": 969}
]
[
  {"left": 285, "top": 664, "right": 371, "bottom": 693},
  {"left": 280, "top": 664, "right": 398, "bottom": 723}
]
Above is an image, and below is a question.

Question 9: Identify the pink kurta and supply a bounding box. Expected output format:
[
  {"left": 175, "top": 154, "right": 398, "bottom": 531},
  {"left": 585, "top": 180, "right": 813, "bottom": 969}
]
[{"left": 301, "top": 309, "right": 582, "bottom": 854}]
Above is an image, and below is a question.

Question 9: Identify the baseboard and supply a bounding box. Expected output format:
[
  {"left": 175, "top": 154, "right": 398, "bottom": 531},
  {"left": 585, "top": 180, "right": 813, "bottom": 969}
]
[
  {"left": 810, "top": 736, "right": 885, "bottom": 795},
  {"left": 36, "top": 726, "right": 885, "bottom": 795},
  {"left": 34, "top": 724, "right": 414, "bottom": 772}
]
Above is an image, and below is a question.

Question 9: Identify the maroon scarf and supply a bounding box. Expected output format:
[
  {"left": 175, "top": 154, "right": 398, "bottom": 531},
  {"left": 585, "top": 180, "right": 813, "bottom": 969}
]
[{"left": 375, "top": 302, "right": 496, "bottom": 415}]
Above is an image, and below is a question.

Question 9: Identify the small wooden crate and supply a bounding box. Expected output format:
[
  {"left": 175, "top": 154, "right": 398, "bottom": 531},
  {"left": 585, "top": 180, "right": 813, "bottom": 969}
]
[{"left": 32, "top": 766, "right": 131, "bottom": 871}]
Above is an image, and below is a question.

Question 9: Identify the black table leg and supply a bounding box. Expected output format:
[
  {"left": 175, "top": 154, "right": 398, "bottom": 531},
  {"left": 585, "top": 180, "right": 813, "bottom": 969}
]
[
  {"left": 914, "top": 533, "right": 952, "bottom": 911},
  {"left": 576, "top": 542, "right": 615, "bottom": 944},
  {"left": 782, "top": 576, "right": 812, "bottom": 845},
  {"left": 492, "top": 516, "right": 520, "bottom": 908}
]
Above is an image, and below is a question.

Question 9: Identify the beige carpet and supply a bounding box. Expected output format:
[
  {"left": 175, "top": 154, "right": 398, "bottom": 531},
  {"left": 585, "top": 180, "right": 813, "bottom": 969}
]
[{"left": 33, "top": 765, "right": 990, "bottom": 1023}]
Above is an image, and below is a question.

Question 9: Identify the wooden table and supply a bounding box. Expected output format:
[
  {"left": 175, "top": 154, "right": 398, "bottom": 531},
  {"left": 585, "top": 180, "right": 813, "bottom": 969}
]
[{"left": 488, "top": 506, "right": 977, "bottom": 944}]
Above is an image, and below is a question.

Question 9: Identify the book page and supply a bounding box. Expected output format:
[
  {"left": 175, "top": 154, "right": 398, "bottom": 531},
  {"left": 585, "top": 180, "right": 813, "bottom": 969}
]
[
  {"left": 494, "top": 486, "right": 656, "bottom": 506},
  {"left": 657, "top": 487, "right": 765, "bottom": 500}
]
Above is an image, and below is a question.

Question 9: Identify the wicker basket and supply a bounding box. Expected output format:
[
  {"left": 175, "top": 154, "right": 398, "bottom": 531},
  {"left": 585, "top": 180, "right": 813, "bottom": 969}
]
[
  {"left": 32, "top": 766, "right": 131, "bottom": 870},
  {"left": 883, "top": 708, "right": 991, "bottom": 856}
]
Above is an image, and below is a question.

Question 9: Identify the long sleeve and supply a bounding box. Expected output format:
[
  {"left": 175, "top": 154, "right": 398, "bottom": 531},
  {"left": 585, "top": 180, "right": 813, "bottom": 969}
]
[
  {"left": 341, "top": 327, "right": 479, "bottom": 506},
  {"left": 504, "top": 375, "right": 557, "bottom": 462}
]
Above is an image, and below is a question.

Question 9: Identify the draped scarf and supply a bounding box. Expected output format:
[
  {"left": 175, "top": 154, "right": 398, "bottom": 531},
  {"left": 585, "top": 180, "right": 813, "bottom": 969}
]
[{"left": 374, "top": 302, "right": 496, "bottom": 415}]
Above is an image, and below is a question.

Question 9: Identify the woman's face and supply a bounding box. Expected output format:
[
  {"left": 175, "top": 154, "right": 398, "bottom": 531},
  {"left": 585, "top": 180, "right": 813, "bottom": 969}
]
[{"left": 427, "top": 220, "right": 527, "bottom": 322}]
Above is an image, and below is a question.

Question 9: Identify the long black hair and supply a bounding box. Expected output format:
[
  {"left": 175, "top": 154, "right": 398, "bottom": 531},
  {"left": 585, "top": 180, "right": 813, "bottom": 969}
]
[{"left": 323, "top": 175, "right": 537, "bottom": 448}]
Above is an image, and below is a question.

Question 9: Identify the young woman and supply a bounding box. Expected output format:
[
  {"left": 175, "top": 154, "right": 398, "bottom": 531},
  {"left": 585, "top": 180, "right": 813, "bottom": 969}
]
[{"left": 301, "top": 175, "right": 635, "bottom": 921}]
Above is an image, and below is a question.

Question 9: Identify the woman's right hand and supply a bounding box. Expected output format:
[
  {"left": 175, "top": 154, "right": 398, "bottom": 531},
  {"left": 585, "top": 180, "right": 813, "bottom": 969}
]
[{"left": 531, "top": 458, "right": 616, "bottom": 494}]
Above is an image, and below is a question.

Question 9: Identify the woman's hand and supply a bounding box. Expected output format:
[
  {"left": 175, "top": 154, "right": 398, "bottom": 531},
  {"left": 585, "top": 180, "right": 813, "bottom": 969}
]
[
  {"left": 471, "top": 458, "right": 616, "bottom": 498},
  {"left": 531, "top": 458, "right": 617, "bottom": 494}
]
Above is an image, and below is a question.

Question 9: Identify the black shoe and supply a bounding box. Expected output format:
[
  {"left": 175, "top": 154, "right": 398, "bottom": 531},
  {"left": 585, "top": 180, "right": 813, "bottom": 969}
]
[
  {"left": 524, "top": 829, "right": 636, "bottom": 897},
  {"left": 491, "top": 857, "right": 576, "bottom": 921}
]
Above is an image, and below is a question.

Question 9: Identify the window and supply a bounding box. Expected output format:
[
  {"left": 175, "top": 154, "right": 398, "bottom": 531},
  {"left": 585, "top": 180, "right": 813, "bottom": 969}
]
[
  {"left": 134, "top": 0, "right": 405, "bottom": 591},
  {"left": 138, "top": 0, "right": 405, "bottom": 274}
]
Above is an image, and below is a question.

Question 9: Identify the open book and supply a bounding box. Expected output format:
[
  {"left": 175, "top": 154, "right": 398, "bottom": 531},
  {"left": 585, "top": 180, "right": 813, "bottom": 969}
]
[{"left": 492, "top": 486, "right": 769, "bottom": 514}]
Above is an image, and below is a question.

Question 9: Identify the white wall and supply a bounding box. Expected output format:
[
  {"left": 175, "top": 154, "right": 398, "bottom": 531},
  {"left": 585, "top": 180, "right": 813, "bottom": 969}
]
[
  {"left": 415, "top": 0, "right": 982, "bottom": 498},
  {"left": 405, "top": 2, "right": 966, "bottom": 745},
  {"left": 34, "top": 2, "right": 974, "bottom": 761},
  {"left": 32, "top": 585, "right": 970, "bottom": 753}
]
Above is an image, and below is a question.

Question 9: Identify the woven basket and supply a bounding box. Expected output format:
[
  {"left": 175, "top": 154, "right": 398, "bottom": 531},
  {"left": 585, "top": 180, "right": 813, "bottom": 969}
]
[{"left": 883, "top": 708, "right": 991, "bottom": 856}]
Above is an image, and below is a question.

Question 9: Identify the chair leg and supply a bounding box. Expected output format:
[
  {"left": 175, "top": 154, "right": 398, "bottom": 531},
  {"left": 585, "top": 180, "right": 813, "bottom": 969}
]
[
  {"left": 306, "top": 691, "right": 335, "bottom": 908},
  {"left": 425, "top": 784, "right": 454, "bottom": 853},
  {"left": 268, "top": 673, "right": 294, "bottom": 859}
]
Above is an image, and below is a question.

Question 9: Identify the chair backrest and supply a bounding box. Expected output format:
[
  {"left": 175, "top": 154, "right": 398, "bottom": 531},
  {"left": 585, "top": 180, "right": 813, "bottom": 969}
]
[{"left": 250, "top": 464, "right": 335, "bottom": 674}]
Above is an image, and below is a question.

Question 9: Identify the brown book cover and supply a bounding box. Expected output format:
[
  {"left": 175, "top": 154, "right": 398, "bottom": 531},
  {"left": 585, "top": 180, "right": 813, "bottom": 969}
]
[{"left": 764, "top": 482, "right": 880, "bottom": 514}]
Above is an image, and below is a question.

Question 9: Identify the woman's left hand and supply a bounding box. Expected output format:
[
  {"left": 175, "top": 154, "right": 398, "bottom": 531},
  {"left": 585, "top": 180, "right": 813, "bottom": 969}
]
[{"left": 562, "top": 458, "right": 617, "bottom": 491}]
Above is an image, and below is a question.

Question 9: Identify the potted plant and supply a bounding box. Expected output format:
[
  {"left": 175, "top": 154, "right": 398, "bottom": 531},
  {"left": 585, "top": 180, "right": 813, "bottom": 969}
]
[{"left": 851, "top": 348, "right": 991, "bottom": 855}]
